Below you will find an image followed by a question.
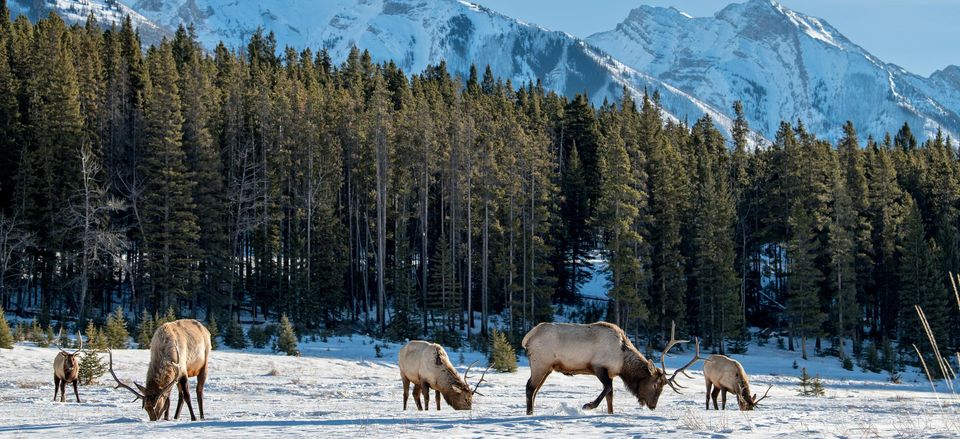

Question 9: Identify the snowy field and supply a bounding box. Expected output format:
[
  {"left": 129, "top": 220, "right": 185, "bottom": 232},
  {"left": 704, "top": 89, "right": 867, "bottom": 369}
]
[{"left": 1, "top": 336, "right": 959, "bottom": 438}]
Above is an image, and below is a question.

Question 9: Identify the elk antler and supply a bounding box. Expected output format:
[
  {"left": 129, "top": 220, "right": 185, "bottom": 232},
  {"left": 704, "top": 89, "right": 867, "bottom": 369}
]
[
  {"left": 753, "top": 384, "right": 772, "bottom": 405},
  {"left": 659, "top": 320, "right": 688, "bottom": 372},
  {"left": 463, "top": 360, "right": 478, "bottom": 384},
  {"left": 666, "top": 337, "right": 701, "bottom": 393},
  {"left": 109, "top": 350, "right": 144, "bottom": 402},
  {"left": 74, "top": 330, "right": 83, "bottom": 355},
  {"left": 472, "top": 365, "right": 491, "bottom": 396},
  {"left": 56, "top": 328, "right": 83, "bottom": 355}
]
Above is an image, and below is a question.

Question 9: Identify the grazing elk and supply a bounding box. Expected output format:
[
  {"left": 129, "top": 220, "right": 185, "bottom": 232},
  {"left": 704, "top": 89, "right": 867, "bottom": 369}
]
[
  {"left": 110, "top": 319, "right": 211, "bottom": 421},
  {"left": 523, "top": 321, "right": 700, "bottom": 415},
  {"left": 399, "top": 340, "right": 488, "bottom": 411},
  {"left": 702, "top": 354, "right": 771, "bottom": 411},
  {"left": 53, "top": 329, "right": 83, "bottom": 403}
]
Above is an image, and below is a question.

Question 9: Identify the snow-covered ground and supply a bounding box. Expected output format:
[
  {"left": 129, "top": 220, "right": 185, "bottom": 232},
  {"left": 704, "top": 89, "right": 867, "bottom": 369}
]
[{"left": 2, "top": 336, "right": 958, "bottom": 438}]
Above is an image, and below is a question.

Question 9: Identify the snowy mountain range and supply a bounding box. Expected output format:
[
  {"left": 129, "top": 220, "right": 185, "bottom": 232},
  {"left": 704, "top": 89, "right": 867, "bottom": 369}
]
[{"left": 9, "top": 0, "right": 960, "bottom": 141}]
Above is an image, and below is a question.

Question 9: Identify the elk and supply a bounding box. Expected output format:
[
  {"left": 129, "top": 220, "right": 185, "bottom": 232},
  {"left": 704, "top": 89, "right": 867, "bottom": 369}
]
[
  {"left": 110, "top": 319, "right": 211, "bottom": 421},
  {"left": 702, "top": 354, "right": 771, "bottom": 410},
  {"left": 523, "top": 321, "right": 700, "bottom": 415},
  {"left": 53, "top": 329, "right": 83, "bottom": 403},
  {"left": 398, "top": 340, "right": 488, "bottom": 411}
]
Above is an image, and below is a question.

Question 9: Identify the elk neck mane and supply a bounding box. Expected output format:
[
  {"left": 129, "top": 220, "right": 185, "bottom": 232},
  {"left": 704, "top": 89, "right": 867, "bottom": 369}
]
[
  {"left": 433, "top": 347, "right": 468, "bottom": 393},
  {"left": 735, "top": 362, "right": 753, "bottom": 401},
  {"left": 617, "top": 336, "right": 658, "bottom": 399}
]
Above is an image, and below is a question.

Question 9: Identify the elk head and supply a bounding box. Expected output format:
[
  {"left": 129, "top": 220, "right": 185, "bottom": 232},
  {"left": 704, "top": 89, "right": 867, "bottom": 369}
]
[
  {"left": 736, "top": 383, "right": 772, "bottom": 411},
  {"left": 636, "top": 321, "right": 701, "bottom": 409},
  {"left": 56, "top": 328, "right": 83, "bottom": 378},
  {"left": 109, "top": 350, "right": 178, "bottom": 421}
]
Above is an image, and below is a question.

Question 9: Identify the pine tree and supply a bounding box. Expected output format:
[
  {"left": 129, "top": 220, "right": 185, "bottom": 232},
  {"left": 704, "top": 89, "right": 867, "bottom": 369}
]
[
  {"left": 897, "top": 198, "right": 948, "bottom": 354},
  {"left": 598, "top": 114, "right": 646, "bottom": 328},
  {"left": 0, "top": 307, "right": 12, "bottom": 348},
  {"left": 207, "top": 316, "right": 219, "bottom": 350},
  {"left": 224, "top": 319, "right": 247, "bottom": 349},
  {"left": 105, "top": 306, "right": 129, "bottom": 349},
  {"left": 78, "top": 349, "right": 106, "bottom": 385},
  {"left": 489, "top": 329, "right": 517, "bottom": 372},
  {"left": 275, "top": 314, "right": 299, "bottom": 356},
  {"left": 136, "top": 309, "right": 154, "bottom": 349},
  {"left": 787, "top": 207, "right": 825, "bottom": 360},
  {"left": 140, "top": 41, "right": 199, "bottom": 312}
]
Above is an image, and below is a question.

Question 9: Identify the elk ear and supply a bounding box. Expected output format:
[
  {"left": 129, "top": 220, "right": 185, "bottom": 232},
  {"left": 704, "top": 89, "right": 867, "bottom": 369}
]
[
  {"left": 752, "top": 393, "right": 757, "bottom": 402},
  {"left": 136, "top": 383, "right": 147, "bottom": 394},
  {"left": 451, "top": 386, "right": 463, "bottom": 394}
]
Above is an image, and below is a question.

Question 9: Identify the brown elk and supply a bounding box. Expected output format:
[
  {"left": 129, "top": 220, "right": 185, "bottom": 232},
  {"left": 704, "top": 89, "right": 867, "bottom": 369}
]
[
  {"left": 53, "top": 329, "right": 83, "bottom": 403},
  {"left": 398, "top": 340, "right": 488, "bottom": 411},
  {"left": 523, "top": 321, "right": 700, "bottom": 415},
  {"left": 110, "top": 319, "right": 211, "bottom": 421},
  {"left": 703, "top": 354, "right": 771, "bottom": 410}
]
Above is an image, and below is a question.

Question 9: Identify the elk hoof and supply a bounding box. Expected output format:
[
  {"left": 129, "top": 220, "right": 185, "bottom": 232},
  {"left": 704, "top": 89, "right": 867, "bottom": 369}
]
[{"left": 582, "top": 403, "right": 596, "bottom": 410}]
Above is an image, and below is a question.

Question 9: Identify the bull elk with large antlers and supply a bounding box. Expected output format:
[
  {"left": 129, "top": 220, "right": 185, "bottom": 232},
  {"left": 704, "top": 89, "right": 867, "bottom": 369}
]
[
  {"left": 110, "top": 319, "right": 211, "bottom": 421},
  {"left": 53, "top": 329, "right": 83, "bottom": 403},
  {"left": 703, "top": 354, "right": 770, "bottom": 410},
  {"left": 398, "top": 340, "right": 488, "bottom": 411},
  {"left": 522, "top": 321, "right": 700, "bottom": 414}
]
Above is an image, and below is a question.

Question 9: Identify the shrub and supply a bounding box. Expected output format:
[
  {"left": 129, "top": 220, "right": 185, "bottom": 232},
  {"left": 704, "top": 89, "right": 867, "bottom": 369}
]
[
  {"left": 136, "top": 309, "right": 154, "bottom": 349},
  {"left": 248, "top": 325, "right": 270, "bottom": 348},
  {"left": 489, "top": 329, "right": 517, "bottom": 373},
  {"left": 157, "top": 307, "right": 178, "bottom": 326},
  {"left": 105, "top": 306, "right": 129, "bottom": 349},
  {"left": 0, "top": 307, "right": 12, "bottom": 349},
  {"left": 85, "top": 320, "right": 108, "bottom": 351},
  {"left": 274, "top": 314, "right": 299, "bottom": 356},
  {"left": 842, "top": 356, "right": 854, "bottom": 371},
  {"left": 224, "top": 319, "right": 247, "bottom": 349}
]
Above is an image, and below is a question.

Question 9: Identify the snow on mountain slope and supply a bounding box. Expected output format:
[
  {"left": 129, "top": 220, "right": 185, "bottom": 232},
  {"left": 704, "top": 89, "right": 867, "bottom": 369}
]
[
  {"left": 587, "top": 0, "right": 960, "bottom": 141},
  {"left": 122, "top": 0, "right": 735, "bottom": 133},
  {"left": 7, "top": 0, "right": 169, "bottom": 43}
]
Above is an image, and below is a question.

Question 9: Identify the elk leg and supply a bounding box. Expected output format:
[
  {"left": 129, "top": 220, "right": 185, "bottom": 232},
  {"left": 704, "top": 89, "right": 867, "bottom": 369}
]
[
  {"left": 60, "top": 380, "right": 66, "bottom": 403},
  {"left": 605, "top": 387, "right": 614, "bottom": 414},
  {"left": 525, "top": 369, "right": 552, "bottom": 415},
  {"left": 180, "top": 376, "right": 197, "bottom": 421},
  {"left": 435, "top": 389, "right": 440, "bottom": 411},
  {"left": 54, "top": 376, "right": 61, "bottom": 402},
  {"left": 422, "top": 383, "right": 430, "bottom": 411},
  {"left": 72, "top": 380, "right": 80, "bottom": 403},
  {"left": 721, "top": 389, "right": 727, "bottom": 410},
  {"left": 583, "top": 368, "right": 613, "bottom": 412},
  {"left": 705, "top": 381, "right": 713, "bottom": 410},
  {"left": 412, "top": 383, "right": 423, "bottom": 410},
  {"left": 196, "top": 365, "right": 207, "bottom": 420},
  {"left": 402, "top": 377, "right": 411, "bottom": 410},
  {"left": 174, "top": 383, "right": 185, "bottom": 419},
  {"left": 711, "top": 387, "right": 721, "bottom": 410}
]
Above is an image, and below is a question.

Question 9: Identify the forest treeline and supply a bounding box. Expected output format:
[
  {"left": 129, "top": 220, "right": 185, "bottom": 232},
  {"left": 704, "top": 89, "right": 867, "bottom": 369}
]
[{"left": 0, "top": 8, "right": 958, "bottom": 364}]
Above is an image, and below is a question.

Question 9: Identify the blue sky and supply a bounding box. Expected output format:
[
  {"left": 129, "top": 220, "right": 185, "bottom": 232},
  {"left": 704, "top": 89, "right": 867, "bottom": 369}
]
[{"left": 472, "top": 0, "right": 958, "bottom": 77}]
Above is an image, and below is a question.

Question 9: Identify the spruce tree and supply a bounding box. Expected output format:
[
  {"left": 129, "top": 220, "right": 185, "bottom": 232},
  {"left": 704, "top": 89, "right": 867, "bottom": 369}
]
[
  {"left": 0, "top": 307, "right": 12, "bottom": 348},
  {"left": 275, "top": 314, "right": 299, "bottom": 356},
  {"left": 598, "top": 118, "right": 646, "bottom": 328},
  {"left": 224, "top": 319, "right": 247, "bottom": 349},
  {"left": 787, "top": 207, "right": 825, "bottom": 360},
  {"left": 140, "top": 41, "right": 199, "bottom": 312},
  {"left": 489, "top": 329, "right": 517, "bottom": 372},
  {"left": 105, "top": 306, "right": 129, "bottom": 349},
  {"left": 136, "top": 309, "right": 154, "bottom": 349}
]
